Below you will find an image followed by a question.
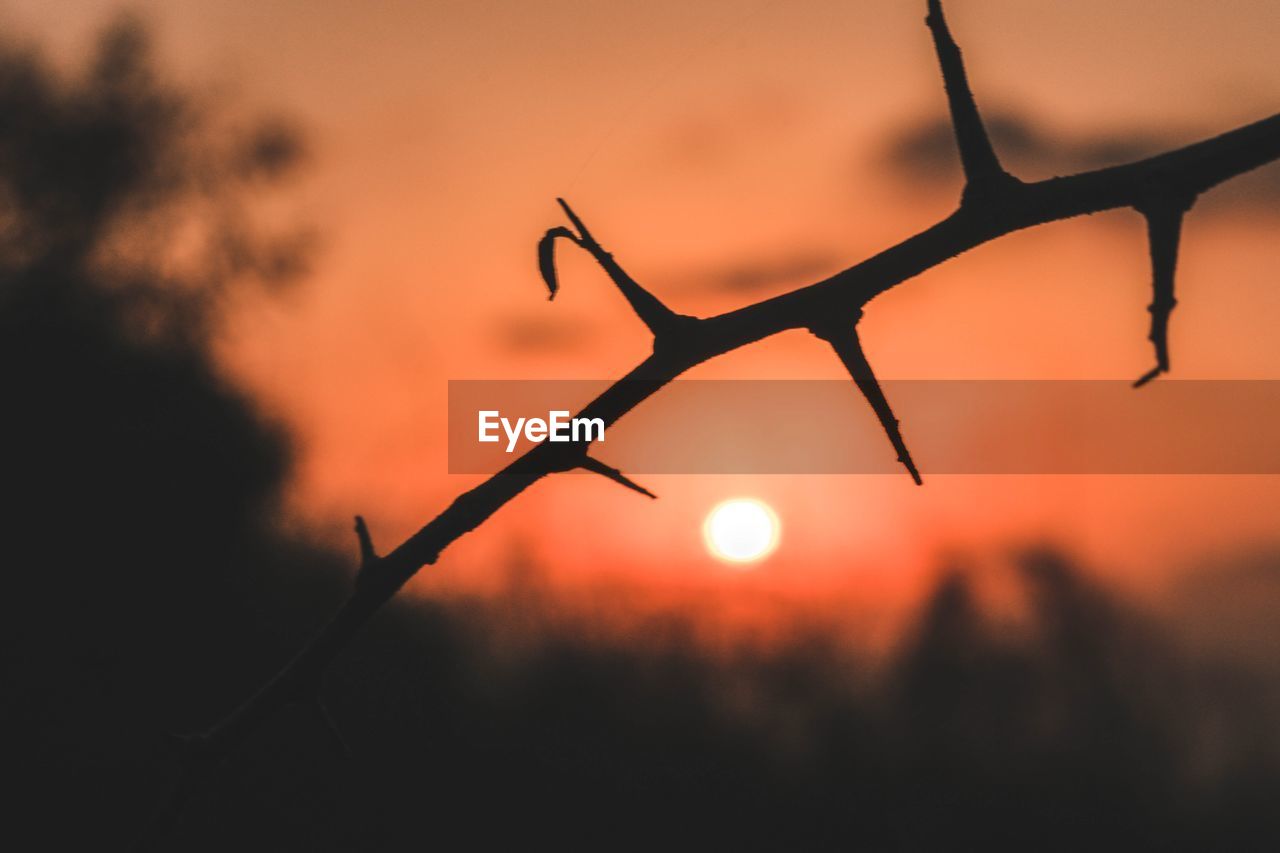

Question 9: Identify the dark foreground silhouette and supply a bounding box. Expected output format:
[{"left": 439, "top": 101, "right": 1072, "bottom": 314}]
[{"left": 5, "top": 15, "right": 1280, "bottom": 853}]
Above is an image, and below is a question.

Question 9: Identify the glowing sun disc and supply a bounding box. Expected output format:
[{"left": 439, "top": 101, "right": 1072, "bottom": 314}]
[{"left": 703, "top": 498, "right": 780, "bottom": 565}]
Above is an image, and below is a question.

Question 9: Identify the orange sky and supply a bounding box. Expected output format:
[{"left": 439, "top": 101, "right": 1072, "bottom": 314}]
[{"left": 8, "top": 0, "right": 1280, "bottom": 617}]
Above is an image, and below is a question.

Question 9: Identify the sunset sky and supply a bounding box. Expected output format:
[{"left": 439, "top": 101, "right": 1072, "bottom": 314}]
[{"left": 8, "top": 0, "right": 1278, "bottom": 623}]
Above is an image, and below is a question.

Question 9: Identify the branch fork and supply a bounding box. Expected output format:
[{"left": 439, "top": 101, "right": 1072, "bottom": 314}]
[{"left": 538, "top": 197, "right": 698, "bottom": 349}]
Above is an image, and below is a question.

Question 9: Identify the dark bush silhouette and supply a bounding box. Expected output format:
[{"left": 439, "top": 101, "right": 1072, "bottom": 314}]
[
  {"left": 124, "top": 548, "right": 1280, "bottom": 852},
  {"left": 0, "top": 15, "right": 343, "bottom": 844}
]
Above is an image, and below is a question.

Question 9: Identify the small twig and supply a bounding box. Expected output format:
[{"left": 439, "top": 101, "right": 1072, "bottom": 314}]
[
  {"left": 536, "top": 226, "right": 581, "bottom": 299},
  {"left": 537, "top": 197, "right": 687, "bottom": 338}
]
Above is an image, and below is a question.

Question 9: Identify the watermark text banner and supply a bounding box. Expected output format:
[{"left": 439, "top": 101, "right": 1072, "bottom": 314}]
[{"left": 448, "top": 380, "right": 1280, "bottom": 474}]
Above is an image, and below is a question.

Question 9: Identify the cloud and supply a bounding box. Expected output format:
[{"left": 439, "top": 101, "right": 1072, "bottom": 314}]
[
  {"left": 655, "top": 86, "right": 810, "bottom": 171},
  {"left": 668, "top": 248, "right": 838, "bottom": 297},
  {"left": 882, "top": 109, "right": 1280, "bottom": 214},
  {"left": 493, "top": 313, "right": 591, "bottom": 353}
]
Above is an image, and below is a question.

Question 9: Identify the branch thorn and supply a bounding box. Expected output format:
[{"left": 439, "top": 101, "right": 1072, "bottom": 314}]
[
  {"left": 578, "top": 455, "right": 657, "bottom": 499},
  {"left": 354, "top": 515, "right": 377, "bottom": 567},
  {"left": 1132, "top": 193, "right": 1194, "bottom": 387},
  {"left": 311, "top": 695, "right": 351, "bottom": 760},
  {"left": 925, "top": 0, "right": 1016, "bottom": 201},
  {"left": 813, "top": 313, "right": 923, "bottom": 485}
]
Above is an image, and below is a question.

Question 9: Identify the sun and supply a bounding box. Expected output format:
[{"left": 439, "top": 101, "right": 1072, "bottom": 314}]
[{"left": 703, "top": 498, "right": 781, "bottom": 565}]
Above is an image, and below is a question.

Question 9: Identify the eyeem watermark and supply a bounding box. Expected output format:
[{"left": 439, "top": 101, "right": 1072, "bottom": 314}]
[
  {"left": 451, "top": 379, "right": 1280, "bottom": 474},
  {"left": 478, "top": 410, "right": 605, "bottom": 453}
]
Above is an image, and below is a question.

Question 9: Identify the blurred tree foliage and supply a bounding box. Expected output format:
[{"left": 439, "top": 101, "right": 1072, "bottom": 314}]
[{"left": 0, "top": 15, "right": 346, "bottom": 841}]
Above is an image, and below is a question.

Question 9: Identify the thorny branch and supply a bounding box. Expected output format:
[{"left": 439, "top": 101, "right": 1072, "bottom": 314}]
[{"left": 137, "top": 1, "right": 1280, "bottom": 846}]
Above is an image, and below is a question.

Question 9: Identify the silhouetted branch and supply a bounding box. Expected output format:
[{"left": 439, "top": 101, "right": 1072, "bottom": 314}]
[
  {"left": 539, "top": 197, "right": 688, "bottom": 338},
  {"left": 925, "top": 0, "right": 1016, "bottom": 200},
  {"left": 1133, "top": 193, "right": 1195, "bottom": 387},
  {"left": 139, "top": 1, "right": 1280, "bottom": 845},
  {"left": 812, "top": 313, "right": 923, "bottom": 485},
  {"left": 578, "top": 455, "right": 658, "bottom": 499}
]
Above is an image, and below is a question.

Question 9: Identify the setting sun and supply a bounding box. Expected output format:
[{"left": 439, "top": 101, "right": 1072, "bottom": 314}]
[{"left": 703, "top": 498, "right": 781, "bottom": 565}]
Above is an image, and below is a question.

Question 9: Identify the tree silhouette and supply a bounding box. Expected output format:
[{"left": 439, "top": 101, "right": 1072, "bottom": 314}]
[
  {"left": 0, "top": 14, "right": 337, "bottom": 846},
  {"left": 139, "top": 1, "right": 1280, "bottom": 844}
]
